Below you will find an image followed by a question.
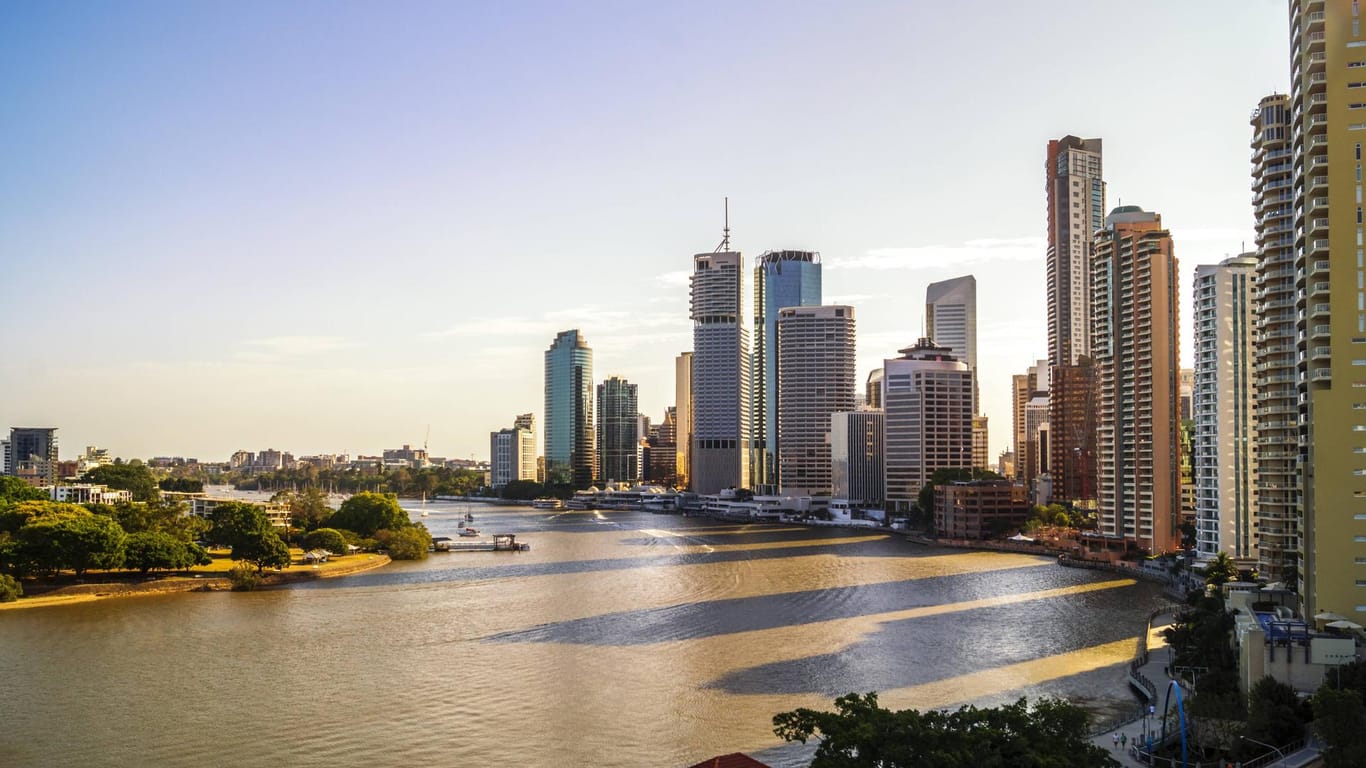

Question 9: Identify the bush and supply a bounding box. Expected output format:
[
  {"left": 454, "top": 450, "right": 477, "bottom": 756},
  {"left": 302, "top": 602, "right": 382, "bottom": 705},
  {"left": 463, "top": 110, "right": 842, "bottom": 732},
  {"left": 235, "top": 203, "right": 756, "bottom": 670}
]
[
  {"left": 227, "top": 563, "right": 262, "bottom": 591},
  {"left": 301, "top": 528, "right": 349, "bottom": 555},
  {"left": 0, "top": 573, "right": 21, "bottom": 602},
  {"left": 379, "top": 526, "right": 431, "bottom": 560}
]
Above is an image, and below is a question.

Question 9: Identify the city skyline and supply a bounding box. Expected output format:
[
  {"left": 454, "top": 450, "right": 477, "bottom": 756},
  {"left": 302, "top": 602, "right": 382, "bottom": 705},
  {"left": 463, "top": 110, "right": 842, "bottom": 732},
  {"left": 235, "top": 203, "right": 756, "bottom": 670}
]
[{"left": 1, "top": 2, "right": 1288, "bottom": 462}]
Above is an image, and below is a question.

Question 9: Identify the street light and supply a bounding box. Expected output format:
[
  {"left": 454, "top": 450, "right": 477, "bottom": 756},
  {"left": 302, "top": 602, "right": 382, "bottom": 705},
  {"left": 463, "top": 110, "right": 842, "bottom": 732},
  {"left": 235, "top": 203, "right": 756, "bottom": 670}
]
[{"left": 1242, "top": 735, "right": 1286, "bottom": 768}]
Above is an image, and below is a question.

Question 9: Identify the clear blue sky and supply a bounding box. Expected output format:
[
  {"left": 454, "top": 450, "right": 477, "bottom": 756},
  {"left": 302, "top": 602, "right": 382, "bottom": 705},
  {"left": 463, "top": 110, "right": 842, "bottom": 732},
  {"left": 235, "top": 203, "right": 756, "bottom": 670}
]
[{"left": 0, "top": 1, "right": 1288, "bottom": 462}]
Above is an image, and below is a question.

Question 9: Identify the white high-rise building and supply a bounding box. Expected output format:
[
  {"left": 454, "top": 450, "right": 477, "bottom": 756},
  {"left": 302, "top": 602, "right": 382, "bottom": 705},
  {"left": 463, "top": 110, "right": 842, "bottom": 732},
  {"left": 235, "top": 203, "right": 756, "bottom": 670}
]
[
  {"left": 883, "top": 338, "right": 973, "bottom": 513},
  {"left": 1193, "top": 255, "right": 1257, "bottom": 562},
  {"left": 690, "top": 250, "right": 750, "bottom": 494},
  {"left": 775, "top": 305, "right": 855, "bottom": 495},
  {"left": 490, "top": 414, "right": 536, "bottom": 490},
  {"left": 926, "top": 275, "right": 977, "bottom": 412}
]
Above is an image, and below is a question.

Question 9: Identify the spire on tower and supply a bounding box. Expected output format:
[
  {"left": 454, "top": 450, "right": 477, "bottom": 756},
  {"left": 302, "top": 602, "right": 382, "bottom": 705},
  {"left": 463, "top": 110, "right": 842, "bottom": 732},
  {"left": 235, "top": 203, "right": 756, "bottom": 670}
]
[{"left": 715, "top": 196, "right": 731, "bottom": 252}]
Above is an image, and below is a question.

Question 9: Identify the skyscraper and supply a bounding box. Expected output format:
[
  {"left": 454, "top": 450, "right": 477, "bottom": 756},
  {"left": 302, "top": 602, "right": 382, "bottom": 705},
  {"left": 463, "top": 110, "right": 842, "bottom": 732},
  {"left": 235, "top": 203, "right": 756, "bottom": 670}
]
[
  {"left": 883, "top": 338, "right": 973, "bottom": 513},
  {"left": 691, "top": 249, "right": 750, "bottom": 494},
  {"left": 1193, "top": 255, "right": 1258, "bottom": 562},
  {"left": 926, "top": 275, "right": 977, "bottom": 411},
  {"left": 1047, "top": 136, "right": 1105, "bottom": 508},
  {"left": 597, "top": 375, "right": 640, "bottom": 483},
  {"left": 5, "top": 427, "right": 58, "bottom": 485},
  {"left": 1093, "top": 206, "right": 1181, "bottom": 554},
  {"left": 1282, "top": 4, "right": 1365, "bottom": 620},
  {"left": 1047, "top": 136, "right": 1106, "bottom": 366},
  {"left": 1250, "top": 92, "right": 1297, "bottom": 589},
  {"left": 675, "top": 352, "right": 692, "bottom": 490},
  {"left": 544, "top": 330, "right": 595, "bottom": 487},
  {"left": 751, "top": 250, "right": 821, "bottom": 492},
  {"left": 1012, "top": 360, "right": 1048, "bottom": 486},
  {"left": 775, "top": 305, "right": 855, "bottom": 495}
]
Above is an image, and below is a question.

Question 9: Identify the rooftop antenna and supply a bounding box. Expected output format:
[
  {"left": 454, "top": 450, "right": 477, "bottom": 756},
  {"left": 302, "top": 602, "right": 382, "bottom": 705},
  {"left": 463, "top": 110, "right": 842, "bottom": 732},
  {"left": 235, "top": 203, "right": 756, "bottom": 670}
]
[{"left": 715, "top": 196, "right": 730, "bottom": 252}]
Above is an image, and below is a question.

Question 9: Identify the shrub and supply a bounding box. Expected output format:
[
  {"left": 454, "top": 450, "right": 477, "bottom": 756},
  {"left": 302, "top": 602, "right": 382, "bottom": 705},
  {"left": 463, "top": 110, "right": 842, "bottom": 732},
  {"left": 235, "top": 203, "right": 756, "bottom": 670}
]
[
  {"left": 228, "top": 563, "right": 262, "bottom": 591},
  {"left": 0, "top": 573, "right": 21, "bottom": 602}
]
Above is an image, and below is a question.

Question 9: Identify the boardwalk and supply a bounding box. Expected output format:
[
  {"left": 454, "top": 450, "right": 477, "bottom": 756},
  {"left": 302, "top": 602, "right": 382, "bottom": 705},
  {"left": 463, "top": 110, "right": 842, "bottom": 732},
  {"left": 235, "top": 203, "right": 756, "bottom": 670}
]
[{"left": 1089, "top": 609, "right": 1176, "bottom": 766}]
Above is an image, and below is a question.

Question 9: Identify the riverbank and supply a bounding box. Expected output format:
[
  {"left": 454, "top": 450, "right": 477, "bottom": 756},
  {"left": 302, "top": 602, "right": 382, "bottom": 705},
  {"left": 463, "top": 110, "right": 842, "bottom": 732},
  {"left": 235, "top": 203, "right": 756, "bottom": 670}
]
[{"left": 0, "top": 553, "right": 392, "bottom": 612}]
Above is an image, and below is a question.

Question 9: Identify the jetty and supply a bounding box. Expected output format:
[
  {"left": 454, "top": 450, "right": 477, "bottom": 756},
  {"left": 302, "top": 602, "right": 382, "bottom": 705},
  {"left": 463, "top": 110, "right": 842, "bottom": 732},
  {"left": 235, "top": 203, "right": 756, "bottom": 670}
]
[{"left": 431, "top": 534, "right": 530, "bottom": 553}]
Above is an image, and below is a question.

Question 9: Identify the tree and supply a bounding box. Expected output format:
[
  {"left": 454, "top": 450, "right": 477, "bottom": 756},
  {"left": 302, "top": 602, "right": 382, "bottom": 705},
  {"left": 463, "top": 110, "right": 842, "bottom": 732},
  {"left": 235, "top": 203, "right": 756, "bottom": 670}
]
[
  {"left": 81, "top": 463, "right": 160, "bottom": 502},
  {"left": 1312, "top": 684, "right": 1366, "bottom": 767},
  {"left": 0, "top": 476, "right": 47, "bottom": 503},
  {"left": 500, "top": 479, "right": 544, "bottom": 500},
  {"left": 1247, "top": 676, "right": 1309, "bottom": 748},
  {"left": 0, "top": 573, "right": 21, "bottom": 602},
  {"left": 158, "top": 477, "right": 203, "bottom": 493},
  {"left": 123, "top": 531, "right": 196, "bottom": 575},
  {"left": 329, "top": 492, "right": 409, "bottom": 537},
  {"left": 379, "top": 525, "right": 431, "bottom": 560},
  {"left": 232, "top": 530, "right": 291, "bottom": 573},
  {"left": 284, "top": 487, "right": 332, "bottom": 530},
  {"left": 773, "top": 692, "right": 1119, "bottom": 768},
  {"left": 1203, "top": 551, "right": 1239, "bottom": 587},
  {"left": 16, "top": 511, "right": 126, "bottom": 577},
  {"left": 209, "top": 502, "right": 273, "bottom": 549},
  {"left": 301, "top": 528, "right": 349, "bottom": 555}
]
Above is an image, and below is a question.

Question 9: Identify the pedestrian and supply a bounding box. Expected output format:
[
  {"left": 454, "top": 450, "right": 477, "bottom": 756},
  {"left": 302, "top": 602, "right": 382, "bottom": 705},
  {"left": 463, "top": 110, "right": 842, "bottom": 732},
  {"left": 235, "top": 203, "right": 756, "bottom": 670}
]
[
  {"left": 1113, "top": 733, "right": 1120, "bottom": 749},
  {"left": 1121, "top": 733, "right": 1127, "bottom": 749}
]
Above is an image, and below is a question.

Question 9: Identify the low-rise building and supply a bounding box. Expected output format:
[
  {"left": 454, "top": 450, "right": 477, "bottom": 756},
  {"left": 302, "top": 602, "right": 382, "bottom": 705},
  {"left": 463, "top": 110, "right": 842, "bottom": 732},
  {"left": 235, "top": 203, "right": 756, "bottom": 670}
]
[
  {"left": 45, "top": 484, "right": 134, "bottom": 505},
  {"left": 169, "top": 493, "right": 290, "bottom": 528},
  {"left": 935, "top": 480, "right": 1030, "bottom": 540}
]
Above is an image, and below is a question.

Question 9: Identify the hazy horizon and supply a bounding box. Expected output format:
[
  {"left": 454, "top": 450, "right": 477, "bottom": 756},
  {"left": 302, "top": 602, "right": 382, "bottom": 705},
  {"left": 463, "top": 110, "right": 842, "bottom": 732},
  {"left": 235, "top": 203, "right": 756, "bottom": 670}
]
[{"left": 1, "top": 1, "right": 1289, "bottom": 463}]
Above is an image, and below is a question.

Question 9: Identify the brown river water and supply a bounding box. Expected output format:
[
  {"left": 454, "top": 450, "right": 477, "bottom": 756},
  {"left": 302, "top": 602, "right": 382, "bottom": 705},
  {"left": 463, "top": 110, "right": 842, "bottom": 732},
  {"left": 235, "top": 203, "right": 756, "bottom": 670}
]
[{"left": 0, "top": 502, "right": 1169, "bottom": 767}]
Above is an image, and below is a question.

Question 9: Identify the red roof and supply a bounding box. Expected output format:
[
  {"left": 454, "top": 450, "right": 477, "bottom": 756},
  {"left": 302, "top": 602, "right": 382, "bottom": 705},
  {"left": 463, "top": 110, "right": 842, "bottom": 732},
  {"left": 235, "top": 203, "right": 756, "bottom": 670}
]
[{"left": 685, "top": 754, "right": 772, "bottom": 768}]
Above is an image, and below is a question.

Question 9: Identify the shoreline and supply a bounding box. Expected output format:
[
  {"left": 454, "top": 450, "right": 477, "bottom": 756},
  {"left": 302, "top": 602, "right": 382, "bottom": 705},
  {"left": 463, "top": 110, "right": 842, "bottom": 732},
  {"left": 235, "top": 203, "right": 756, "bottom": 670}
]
[{"left": 0, "top": 554, "right": 392, "bottom": 612}]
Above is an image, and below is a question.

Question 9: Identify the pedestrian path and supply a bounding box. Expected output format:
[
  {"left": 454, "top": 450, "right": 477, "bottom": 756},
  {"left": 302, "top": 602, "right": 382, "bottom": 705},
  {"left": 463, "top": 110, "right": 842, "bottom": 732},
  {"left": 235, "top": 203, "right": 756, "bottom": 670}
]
[{"left": 1089, "top": 609, "right": 1177, "bottom": 766}]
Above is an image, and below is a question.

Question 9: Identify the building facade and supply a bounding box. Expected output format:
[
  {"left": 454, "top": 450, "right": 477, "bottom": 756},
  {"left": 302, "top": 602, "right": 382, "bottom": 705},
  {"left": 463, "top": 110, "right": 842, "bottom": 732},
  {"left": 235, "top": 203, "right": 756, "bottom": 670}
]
[
  {"left": 752, "top": 250, "right": 821, "bottom": 492},
  {"left": 1250, "top": 92, "right": 1298, "bottom": 588},
  {"left": 882, "top": 338, "right": 973, "bottom": 513},
  {"left": 597, "top": 375, "right": 640, "bottom": 483},
  {"left": 831, "top": 410, "right": 884, "bottom": 504},
  {"left": 544, "top": 329, "right": 595, "bottom": 487},
  {"left": 1093, "top": 206, "right": 1181, "bottom": 554},
  {"left": 926, "top": 275, "right": 978, "bottom": 412},
  {"left": 5, "top": 428, "right": 58, "bottom": 485},
  {"left": 1047, "top": 136, "right": 1105, "bottom": 509},
  {"left": 935, "top": 481, "right": 1030, "bottom": 540},
  {"left": 490, "top": 414, "right": 536, "bottom": 490},
  {"left": 775, "top": 305, "right": 855, "bottom": 495},
  {"left": 1283, "top": 3, "right": 1366, "bottom": 620},
  {"left": 690, "top": 250, "right": 750, "bottom": 494},
  {"left": 675, "top": 352, "right": 692, "bottom": 490},
  {"left": 1193, "top": 255, "right": 1259, "bottom": 562}
]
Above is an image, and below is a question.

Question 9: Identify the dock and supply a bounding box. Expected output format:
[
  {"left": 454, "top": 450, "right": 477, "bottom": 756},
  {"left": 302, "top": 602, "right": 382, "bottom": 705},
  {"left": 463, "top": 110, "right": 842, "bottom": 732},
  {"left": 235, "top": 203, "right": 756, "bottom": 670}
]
[{"left": 431, "top": 534, "right": 530, "bottom": 553}]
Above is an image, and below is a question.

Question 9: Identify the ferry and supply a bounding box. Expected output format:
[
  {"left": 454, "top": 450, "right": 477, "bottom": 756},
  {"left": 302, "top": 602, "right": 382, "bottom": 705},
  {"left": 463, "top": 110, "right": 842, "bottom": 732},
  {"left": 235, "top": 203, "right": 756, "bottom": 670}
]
[{"left": 532, "top": 498, "right": 563, "bottom": 510}]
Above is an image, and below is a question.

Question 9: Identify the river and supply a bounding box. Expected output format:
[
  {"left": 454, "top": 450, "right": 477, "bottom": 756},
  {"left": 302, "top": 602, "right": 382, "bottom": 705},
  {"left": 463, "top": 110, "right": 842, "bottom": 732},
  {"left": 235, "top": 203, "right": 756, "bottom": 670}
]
[{"left": 0, "top": 501, "right": 1169, "bottom": 767}]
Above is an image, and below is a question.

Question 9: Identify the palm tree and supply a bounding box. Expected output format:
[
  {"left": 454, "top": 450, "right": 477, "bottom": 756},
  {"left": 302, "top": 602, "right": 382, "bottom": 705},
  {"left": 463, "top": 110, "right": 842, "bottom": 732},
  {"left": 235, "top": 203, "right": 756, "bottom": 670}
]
[{"left": 1203, "top": 551, "right": 1239, "bottom": 587}]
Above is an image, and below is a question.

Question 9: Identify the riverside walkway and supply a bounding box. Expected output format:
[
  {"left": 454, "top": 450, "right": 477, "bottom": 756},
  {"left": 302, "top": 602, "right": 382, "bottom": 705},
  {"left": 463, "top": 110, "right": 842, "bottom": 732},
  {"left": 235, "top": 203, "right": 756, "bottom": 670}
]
[{"left": 1089, "top": 608, "right": 1176, "bottom": 766}]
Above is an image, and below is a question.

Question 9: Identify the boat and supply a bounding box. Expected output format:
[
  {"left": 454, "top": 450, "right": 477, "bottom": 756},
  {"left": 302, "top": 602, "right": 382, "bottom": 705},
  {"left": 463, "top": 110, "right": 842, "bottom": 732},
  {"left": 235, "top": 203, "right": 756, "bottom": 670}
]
[
  {"left": 458, "top": 527, "right": 480, "bottom": 537},
  {"left": 532, "top": 498, "right": 563, "bottom": 510},
  {"left": 464, "top": 512, "right": 474, "bottom": 522}
]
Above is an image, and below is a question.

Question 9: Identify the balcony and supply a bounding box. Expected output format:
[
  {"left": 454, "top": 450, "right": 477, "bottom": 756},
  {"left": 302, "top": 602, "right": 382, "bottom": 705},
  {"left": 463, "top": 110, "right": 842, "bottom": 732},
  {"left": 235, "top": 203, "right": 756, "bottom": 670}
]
[
  {"left": 1308, "top": 174, "right": 1329, "bottom": 192},
  {"left": 1312, "top": 345, "right": 1333, "bottom": 360},
  {"left": 1310, "top": 280, "right": 1330, "bottom": 297},
  {"left": 1311, "top": 323, "right": 1332, "bottom": 340},
  {"left": 1313, "top": 368, "right": 1333, "bottom": 382},
  {"left": 1310, "top": 259, "right": 1330, "bottom": 277}
]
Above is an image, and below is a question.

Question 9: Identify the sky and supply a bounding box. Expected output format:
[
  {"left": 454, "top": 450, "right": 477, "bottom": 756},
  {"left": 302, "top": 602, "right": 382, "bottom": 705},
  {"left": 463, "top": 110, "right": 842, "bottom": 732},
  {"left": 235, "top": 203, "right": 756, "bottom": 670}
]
[{"left": 1, "top": 1, "right": 1290, "bottom": 464}]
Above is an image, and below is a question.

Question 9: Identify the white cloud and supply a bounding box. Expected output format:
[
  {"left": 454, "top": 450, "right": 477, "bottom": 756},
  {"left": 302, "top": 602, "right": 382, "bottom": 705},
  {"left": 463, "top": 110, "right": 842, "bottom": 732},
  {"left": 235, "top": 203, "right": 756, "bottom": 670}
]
[
  {"left": 656, "top": 269, "right": 692, "bottom": 287},
  {"left": 828, "top": 237, "right": 1045, "bottom": 271}
]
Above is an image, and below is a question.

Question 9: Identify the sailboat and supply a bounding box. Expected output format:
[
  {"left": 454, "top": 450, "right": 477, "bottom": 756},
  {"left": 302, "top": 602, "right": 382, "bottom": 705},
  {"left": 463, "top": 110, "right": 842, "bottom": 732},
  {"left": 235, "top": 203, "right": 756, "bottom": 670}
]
[{"left": 420, "top": 492, "right": 429, "bottom": 517}]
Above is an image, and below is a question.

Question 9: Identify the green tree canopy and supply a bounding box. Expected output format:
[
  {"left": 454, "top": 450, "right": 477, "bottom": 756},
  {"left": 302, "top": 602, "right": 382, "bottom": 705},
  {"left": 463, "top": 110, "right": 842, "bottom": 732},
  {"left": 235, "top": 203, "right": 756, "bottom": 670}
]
[
  {"left": 500, "top": 479, "right": 545, "bottom": 500},
  {"left": 1312, "top": 684, "right": 1366, "bottom": 767},
  {"left": 0, "top": 572, "right": 21, "bottom": 601},
  {"left": 158, "top": 477, "right": 204, "bottom": 493},
  {"left": 329, "top": 492, "right": 409, "bottom": 537},
  {"left": 123, "top": 530, "right": 204, "bottom": 575},
  {"left": 209, "top": 502, "right": 273, "bottom": 549},
  {"left": 16, "top": 510, "right": 126, "bottom": 577},
  {"left": 379, "top": 525, "right": 431, "bottom": 560},
  {"left": 773, "top": 692, "right": 1119, "bottom": 768},
  {"left": 81, "top": 463, "right": 160, "bottom": 502},
  {"left": 1203, "top": 551, "right": 1240, "bottom": 587},
  {"left": 301, "top": 528, "right": 349, "bottom": 555},
  {"left": 232, "top": 530, "right": 291, "bottom": 573},
  {"left": 1247, "top": 675, "right": 1309, "bottom": 747},
  {"left": 280, "top": 487, "right": 332, "bottom": 530},
  {"left": 0, "top": 476, "right": 48, "bottom": 503}
]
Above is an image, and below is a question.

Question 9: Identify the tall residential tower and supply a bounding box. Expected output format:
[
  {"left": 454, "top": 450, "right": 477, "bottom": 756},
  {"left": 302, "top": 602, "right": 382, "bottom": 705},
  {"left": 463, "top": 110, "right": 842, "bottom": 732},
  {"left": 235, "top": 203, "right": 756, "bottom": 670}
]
[{"left": 775, "top": 305, "right": 855, "bottom": 495}]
